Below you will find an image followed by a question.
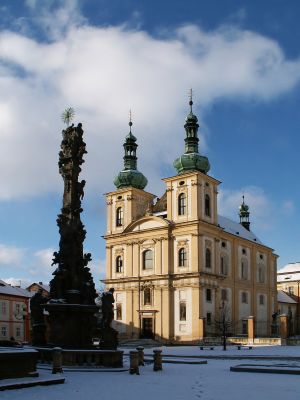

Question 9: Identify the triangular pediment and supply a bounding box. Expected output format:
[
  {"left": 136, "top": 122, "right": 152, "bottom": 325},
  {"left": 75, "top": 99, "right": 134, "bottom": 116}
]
[{"left": 124, "top": 215, "right": 170, "bottom": 233}]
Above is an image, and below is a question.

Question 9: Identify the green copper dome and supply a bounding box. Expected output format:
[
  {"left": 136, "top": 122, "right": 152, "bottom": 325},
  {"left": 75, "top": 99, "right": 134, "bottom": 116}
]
[
  {"left": 113, "top": 120, "right": 148, "bottom": 190},
  {"left": 173, "top": 98, "right": 210, "bottom": 175},
  {"left": 239, "top": 195, "right": 251, "bottom": 231}
]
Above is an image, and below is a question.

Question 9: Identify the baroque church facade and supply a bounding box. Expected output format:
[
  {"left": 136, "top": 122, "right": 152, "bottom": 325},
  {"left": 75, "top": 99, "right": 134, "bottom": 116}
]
[{"left": 103, "top": 99, "right": 278, "bottom": 343}]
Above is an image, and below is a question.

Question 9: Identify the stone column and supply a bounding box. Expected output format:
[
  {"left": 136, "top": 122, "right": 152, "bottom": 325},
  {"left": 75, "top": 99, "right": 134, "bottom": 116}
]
[
  {"left": 136, "top": 346, "right": 144, "bottom": 366},
  {"left": 280, "top": 314, "right": 288, "bottom": 342},
  {"left": 52, "top": 347, "right": 63, "bottom": 374},
  {"left": 199, "top": 317, "right": 205, "bottom": 340},
  {"left": 153, "top": 349, "right": 162, "bottom": 371},
  {"left": 247, "top": 316, "right": 255, "bottom": 344},
  {"left": 129, "top": 351, "right": 139, "bottom": 375}
]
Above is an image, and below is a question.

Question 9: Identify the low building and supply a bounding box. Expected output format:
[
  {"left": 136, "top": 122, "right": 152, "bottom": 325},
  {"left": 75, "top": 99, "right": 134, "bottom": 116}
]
[
  {"left": 26, "top": 282, "right": 50, "bottom": 297},
  {"left": 277, "top": 263, "right": 300, "bottom": 335},
  {"left": 0, "top": 280, "right": 31, "bottom": 342}
]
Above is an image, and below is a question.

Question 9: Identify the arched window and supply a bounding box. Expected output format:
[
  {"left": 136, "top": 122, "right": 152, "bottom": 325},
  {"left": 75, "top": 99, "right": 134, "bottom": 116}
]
[
  {"left": 178, "top": 248, "right": 187, "bottom": 267},
  {"left": 241, "top": 292, "right": 248, "bottom": 304},
  {"left": 143, "top": 250, "right": 153, "bottom": 270},
  {"left": 116, "top": 207, "right": 123, "bottom": 227},
  {"left": 179, "top": 302, "right": 186, "bottom": 321},
  {"left": 116, "top": 256, "right": 123, "bottom": 273},
  {"left": 259, "top": 294, "right": 264, "bottom": 305},
  {"left": 178, "top": 193, "right": 186, "bottom": 216},
  {"left": 205, "top": 248, "right": 211, "bottom": 269},
  {"left": 220, "top": 255, "right": 228, "bottom": 275},
  {"left": 205, "top": 194, "right": 211, "bottom": 217},
  {"left": 241, "top": 259, "right": 248, "bottom": 280},
  {"left": 144, "top": 288, "right": 151, "bottom": 305}
]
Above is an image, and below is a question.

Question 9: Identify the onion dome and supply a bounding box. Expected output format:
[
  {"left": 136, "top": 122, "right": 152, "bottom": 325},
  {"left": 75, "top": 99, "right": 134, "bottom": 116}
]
[
  {"left": 173, "top": 93, "right": 210, "bottom": 175},
  {"left": 113, "top": 117, "right": 148, "bottom": 190}
]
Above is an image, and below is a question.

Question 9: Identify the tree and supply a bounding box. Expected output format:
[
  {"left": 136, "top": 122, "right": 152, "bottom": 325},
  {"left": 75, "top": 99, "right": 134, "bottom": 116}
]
[{"left": 215, "top": 300, "right": 232, "bottom": 351}]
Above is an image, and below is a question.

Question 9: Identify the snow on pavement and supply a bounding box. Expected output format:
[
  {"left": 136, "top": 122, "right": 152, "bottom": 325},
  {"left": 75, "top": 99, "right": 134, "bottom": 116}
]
[{"left": 1, "top": 346, "right": 300, "bottom": 400}]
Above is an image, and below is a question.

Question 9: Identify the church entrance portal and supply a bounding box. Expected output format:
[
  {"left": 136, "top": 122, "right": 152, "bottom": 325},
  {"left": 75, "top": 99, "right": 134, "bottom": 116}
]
[{"left": 141, "top": 318, "right": 154, "bottom": 339}]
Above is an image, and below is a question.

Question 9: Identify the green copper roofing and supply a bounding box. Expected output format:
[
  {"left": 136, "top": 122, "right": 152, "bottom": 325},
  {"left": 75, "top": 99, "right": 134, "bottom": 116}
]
[
  {"left": 173, "top": 97, "right": 210, "bottom": 175},
  {"left": 239, "top": 196, "right": 250, "bottom": 219},
  {"left": 239, "top": 195, "right": 250, "bottom": 231},
  {"left": 113, "top": 120, "right": 148, "bottom": 190}
]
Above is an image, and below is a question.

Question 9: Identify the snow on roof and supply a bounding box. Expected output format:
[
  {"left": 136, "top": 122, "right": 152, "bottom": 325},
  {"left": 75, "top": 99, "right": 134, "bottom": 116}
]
[
  {"left": 0, "top": 280, "right": 31, "bottom": 298},
  {"left": 277, "top": 263, "right": 300, "bottom": 282},
  {"left": 218, "top": 215, "right": 262, "bottom": 245},
  {"left": 26, "top": 282, "right": 50, "bottom": 292},
  {"left": 277, "top": 290, "right": 297, "bottom": 304}
]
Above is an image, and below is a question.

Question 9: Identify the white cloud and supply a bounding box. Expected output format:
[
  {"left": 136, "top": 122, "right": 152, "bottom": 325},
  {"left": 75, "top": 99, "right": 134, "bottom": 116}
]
[
  {"left": 0, "top": 244, "right": 24, "bottom": 265},
  {"left": 3, "top": 277, "right": 31, "bottom": 288},
  {"left": 282, "top": 200, "right": 295, "bottom": 216},
  {"left": 33, "top": 248, "right": 55, "bottom": 269},
  {"left": 0, "top": 4, "right": 300, "bottom": 200}
]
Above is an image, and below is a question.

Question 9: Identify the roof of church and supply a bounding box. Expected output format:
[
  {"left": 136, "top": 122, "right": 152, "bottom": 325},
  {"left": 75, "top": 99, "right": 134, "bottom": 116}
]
[
  {"left": 277, "top": 263, "right": 300, "bottom": 282},
  {"left": 217, "top": 215, "right": 262, "bottom": 244}
]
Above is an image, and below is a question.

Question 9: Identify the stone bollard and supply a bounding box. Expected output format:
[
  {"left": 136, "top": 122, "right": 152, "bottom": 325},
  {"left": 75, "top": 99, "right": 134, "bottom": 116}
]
[
  {"left": 52, "top": 347, "right": 63, "bottom": 374},
  {"left": 153, "top": 349, "right": 162, "bottom": 371},
  {"left": 129, "top": 351, "right": 139, "bottom": 375},
  {"left": 136, "top": 346, "right": 145, "bottom": 366}
]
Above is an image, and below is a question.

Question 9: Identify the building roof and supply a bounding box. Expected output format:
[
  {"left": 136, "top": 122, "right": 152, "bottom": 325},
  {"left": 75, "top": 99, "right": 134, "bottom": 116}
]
[
  {"left": 218, "top": 215, "right": 262, "bottom": 245},
  {"left": 26, "top": 282, "right": 50, "bottom": 293},
  {"left": 0, "top": 280, "right": 31, "bottom": 298},
  {"left": 277, "top": 263, "right": 300, "bottom": 282},
  {"left": 277, "top": 290, "right": 297, "bottom": 304}
]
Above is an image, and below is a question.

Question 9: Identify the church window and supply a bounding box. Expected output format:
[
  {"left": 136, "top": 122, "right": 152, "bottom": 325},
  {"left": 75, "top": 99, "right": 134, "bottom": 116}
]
[
  {"left": 178, "top": 193, "right": 186, "bottom": 215},
  {"left": 116, "top": 207, "right": 123, "bottom": 227},
  {"left": 143, "top": 250, "right": 153, "bottom": 270},
  {"left": 179, "top": 302, "right": 186, "bottom": 321},
  {"left": 1, "top": 326, "right": 7, "bottom": 337},
  {"left": 258, "top": 265, "right": 265, "bottom": 283},
  {"left": 178, "top": 248, "right": 187, "bottom": 267},
  {"left": 206, "top": 288, "right": 212, "bottom": 302},
  {"left": 144, "top": 288, "right": 152, "bottom": 305},
  {"left": 205, "top": 248, "right": 211, "bottom": 269},
  {"left": 241, "top": 292, "right": 248, "bottom": 304},
  {"left": 241, "top": 260, "right": 248, "bottom": 280},
  {"left": 16, "top": 327, "right": 21, "bottom": 337},
  {"left": 206, "top": 312, "right": 212, "bottom": 325},
  {"left": 220, "top": 255, "right": 228, "bottom": 276},
  {"left": 116, "top": 303, "right": 122, "bottom": 320},
  {"left": 205, "top": 194, "right": 211, "bottom": 217},
  {"left": 221, "top": 289, "right": 227, "bottom": 301},
  {"left": 259, "top": 294, "right": 265, "bottom": 305},
  {"left": 116, "top": 256, "right": 123, "bottom": 273}
]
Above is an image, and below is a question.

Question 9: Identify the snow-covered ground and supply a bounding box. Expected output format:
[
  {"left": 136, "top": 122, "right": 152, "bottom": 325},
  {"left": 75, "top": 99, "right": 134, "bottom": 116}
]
[{"left": 1, "top": 346, "right": 300, "bottom": 399}]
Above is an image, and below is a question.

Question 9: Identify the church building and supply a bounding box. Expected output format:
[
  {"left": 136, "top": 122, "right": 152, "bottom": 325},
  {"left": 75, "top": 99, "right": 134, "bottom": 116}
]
[{"left": 103, "top": 98, "right": 278, "bottom": 343}]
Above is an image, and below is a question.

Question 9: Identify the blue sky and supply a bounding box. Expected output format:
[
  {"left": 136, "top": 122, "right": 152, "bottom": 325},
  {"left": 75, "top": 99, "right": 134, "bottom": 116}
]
[{"left": 0, "top": 0, "right": 300, "bottom": 288}]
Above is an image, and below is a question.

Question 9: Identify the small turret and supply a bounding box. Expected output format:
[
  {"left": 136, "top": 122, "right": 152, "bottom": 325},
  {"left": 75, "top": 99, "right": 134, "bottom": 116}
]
[
  {"left": 113, "top": 114, "right": 148, "bottom": 190},
  {"left": 239, "top": 195, "right": 250, "bottom": 231},
  {"left": 173, "top": 90, "right": 210, "bottom": 175}
]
